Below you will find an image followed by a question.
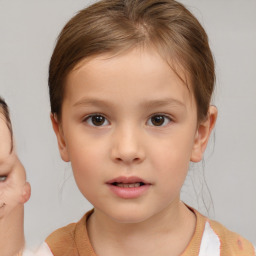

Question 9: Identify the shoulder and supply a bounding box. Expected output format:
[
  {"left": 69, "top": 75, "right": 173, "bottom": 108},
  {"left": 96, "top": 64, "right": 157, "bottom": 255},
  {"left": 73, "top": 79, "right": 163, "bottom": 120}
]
[
  {"left": 46, "top": 221, "right": 77, "bottom": 244},
  {"left": 207, "top": 218, "right": 255, "bottom": 254},
  {"left": 45, "top": 221, "right": 77, "bottom": 253},
  {"left": 197, "top": 210, "right": 255, "bottom": 255},
  {"left": 45, "top": 209, "right": 94, "bottom": 256},
  {"left": 22, "top": 242, "right": 54, "bottom": 256},
  {"left": 45, "top": 220, "right": 80, "bottom": 256}
]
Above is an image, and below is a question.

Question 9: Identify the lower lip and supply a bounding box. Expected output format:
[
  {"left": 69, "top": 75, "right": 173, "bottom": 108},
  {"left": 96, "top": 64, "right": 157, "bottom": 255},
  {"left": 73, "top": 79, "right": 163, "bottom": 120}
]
[{"left": 107, "top": 184, "right": 151, "bottom": 199}]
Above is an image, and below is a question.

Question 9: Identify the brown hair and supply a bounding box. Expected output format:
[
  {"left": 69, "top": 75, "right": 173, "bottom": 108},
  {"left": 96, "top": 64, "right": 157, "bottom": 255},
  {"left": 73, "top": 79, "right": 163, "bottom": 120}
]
[
  {"left": 49, "top": 0, "right": 215, "bottom": 122},
  {"left": 0, "top": 96, "right": 13, "bottom": 153}
]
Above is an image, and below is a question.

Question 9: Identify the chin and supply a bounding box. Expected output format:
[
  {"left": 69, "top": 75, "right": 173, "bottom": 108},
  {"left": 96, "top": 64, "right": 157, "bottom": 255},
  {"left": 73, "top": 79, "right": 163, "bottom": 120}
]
[{"left": 105, "top": 206, "right": 153, "bottom": 224}]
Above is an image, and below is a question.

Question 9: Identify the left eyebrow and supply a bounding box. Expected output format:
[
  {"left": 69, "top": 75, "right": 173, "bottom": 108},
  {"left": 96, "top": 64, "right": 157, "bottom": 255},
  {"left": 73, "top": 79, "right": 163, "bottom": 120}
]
[{"left": 139, "top": 98, "right": 186, "bottom": 109}]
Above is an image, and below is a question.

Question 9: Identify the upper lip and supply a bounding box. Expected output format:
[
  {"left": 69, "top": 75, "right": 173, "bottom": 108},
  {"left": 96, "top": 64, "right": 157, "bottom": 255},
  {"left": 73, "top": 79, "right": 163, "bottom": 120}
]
[{"left": 106, "top": 176, "right": 150, "bottom": 185}]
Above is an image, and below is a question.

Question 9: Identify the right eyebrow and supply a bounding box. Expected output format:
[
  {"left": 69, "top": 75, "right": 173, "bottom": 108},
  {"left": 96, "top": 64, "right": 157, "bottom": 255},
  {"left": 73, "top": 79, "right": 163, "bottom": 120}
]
[{"left": 73, "top": 98, "right": 115, "bottom": 108}]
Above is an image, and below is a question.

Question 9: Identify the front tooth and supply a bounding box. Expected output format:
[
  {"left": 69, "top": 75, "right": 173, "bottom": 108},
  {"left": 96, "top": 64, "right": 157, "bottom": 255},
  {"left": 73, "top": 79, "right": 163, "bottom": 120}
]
[
  {"left": 116, "top": 183, "right": 141, "bottom": 188},
  {"left": 128, "top": 183, "right": 140, "bottom": 188}
]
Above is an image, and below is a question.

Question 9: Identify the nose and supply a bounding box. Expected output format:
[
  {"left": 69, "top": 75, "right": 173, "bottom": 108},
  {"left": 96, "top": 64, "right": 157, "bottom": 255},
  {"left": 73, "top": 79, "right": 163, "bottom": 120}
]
[{"left": 110, "top": 125, "right": 146, "bottom": 165}]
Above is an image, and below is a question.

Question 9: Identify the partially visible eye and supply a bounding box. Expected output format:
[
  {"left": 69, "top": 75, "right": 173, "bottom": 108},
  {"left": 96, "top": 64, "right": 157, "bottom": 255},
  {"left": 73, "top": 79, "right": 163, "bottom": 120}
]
[
  {"left": 147, "top": 114, "right": 172, "bottom": 127},
  {"left": 84, "top": 114, "right": 110, "bottom": 127},
  {"left": 0, "top": 176, "right": 7, "bottom": 182}
]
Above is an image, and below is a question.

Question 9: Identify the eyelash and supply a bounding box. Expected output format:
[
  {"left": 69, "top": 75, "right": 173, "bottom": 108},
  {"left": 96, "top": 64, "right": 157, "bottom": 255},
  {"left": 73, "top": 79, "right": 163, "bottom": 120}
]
[{"left": 83, "top": 113, "right": 173, "bottom": 127}]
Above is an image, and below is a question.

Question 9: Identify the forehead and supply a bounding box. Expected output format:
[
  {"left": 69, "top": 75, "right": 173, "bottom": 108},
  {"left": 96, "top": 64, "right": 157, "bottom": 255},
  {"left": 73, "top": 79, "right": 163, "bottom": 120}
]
[{"left": 66, "top": 47, "right": 193, "bottom": 105}]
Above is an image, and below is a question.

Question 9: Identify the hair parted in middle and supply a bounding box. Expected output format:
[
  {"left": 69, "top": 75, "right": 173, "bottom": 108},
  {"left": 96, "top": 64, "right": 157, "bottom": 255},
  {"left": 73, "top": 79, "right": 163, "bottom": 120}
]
[{"left": 49, "top": 0, "right": 215, "bottom": 122}]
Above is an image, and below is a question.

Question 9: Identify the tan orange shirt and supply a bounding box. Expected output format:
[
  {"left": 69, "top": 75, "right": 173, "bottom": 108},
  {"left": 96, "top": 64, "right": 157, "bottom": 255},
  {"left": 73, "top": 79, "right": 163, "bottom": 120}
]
[{"left": 44, "top": 208, "right": 255, "bottom": 256}]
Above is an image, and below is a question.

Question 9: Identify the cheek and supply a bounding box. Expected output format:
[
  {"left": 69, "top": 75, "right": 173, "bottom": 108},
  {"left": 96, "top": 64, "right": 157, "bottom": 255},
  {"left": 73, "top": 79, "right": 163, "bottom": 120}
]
[
  {"left": 149, "top": 134, "right": 194, "bottom": 169},
  {"left": 69, "top": 139, "right": 106, "bottom": 192},
  {"left": 0, "top": 183, "right": 21, "bottom": 213},
  {"left": 67, "top": 126, "right": 109, "bottom": 168},
  {"left": 148, "top": 132, "right": 195, "bottom": 189},
  {"left": 0, "top": 168, "right": 27, "bottom": 208}
]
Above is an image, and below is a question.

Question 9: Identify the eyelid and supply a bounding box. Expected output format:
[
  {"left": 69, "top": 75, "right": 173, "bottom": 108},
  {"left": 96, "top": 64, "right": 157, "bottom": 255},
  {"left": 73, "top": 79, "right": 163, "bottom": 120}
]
[{"left": 149, "top": 112, "right": 173, "bottom": 119}]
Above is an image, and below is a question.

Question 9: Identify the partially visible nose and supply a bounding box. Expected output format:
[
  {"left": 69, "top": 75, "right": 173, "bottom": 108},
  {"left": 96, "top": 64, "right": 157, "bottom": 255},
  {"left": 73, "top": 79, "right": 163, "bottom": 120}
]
[{"left": 110, "top": 124, "right": 146, "bottom": 165}]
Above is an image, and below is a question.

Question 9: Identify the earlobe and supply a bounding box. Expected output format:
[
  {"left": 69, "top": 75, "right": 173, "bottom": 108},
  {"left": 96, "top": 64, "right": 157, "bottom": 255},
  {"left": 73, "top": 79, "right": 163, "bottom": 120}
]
[
  {"left": 50, "top": 113, "right": 70, "bottom": 162},
  {"left": 190, "top": 106, "right": 218, "bottom": 163}
]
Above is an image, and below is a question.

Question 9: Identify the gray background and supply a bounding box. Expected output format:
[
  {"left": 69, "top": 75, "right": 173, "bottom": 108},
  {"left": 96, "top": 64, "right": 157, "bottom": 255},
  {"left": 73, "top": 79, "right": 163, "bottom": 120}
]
[{"left": 0, "top": 0, "right": 255, "bottom": 247}]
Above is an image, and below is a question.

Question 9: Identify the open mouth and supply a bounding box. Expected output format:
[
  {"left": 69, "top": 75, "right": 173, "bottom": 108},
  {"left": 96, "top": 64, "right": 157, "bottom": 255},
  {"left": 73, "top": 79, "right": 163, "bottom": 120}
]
[
  {"left": 111, "top": 182, "right": 145, "bottom": 188},
  {"left": 107, "top": 176, "right": 150, "bottom": 198}
]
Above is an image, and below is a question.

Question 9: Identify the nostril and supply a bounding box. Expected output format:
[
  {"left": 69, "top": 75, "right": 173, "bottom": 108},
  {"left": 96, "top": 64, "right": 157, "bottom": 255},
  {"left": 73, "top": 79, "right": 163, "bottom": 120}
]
[
  {"left": 115, "top": 157, "right": 141, "bottom": 163},
  {"left": 111, "top": 144, "right": 145, "bottom": 164}
]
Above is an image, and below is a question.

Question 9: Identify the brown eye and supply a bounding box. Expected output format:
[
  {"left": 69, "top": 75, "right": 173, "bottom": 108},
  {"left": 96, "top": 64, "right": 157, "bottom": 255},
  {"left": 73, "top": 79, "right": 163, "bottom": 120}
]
[
  {"left": 151, "top": 116, "right": 164, "bottom": 126},
  {"left": 148, "top": 115, "right": 171, "bottom": 127},
  {"left": 92, "top": 115, "right": 105, "bottom": 126},
  {"left": 85, "top": 114, "right": 109, "bottom": 127}
]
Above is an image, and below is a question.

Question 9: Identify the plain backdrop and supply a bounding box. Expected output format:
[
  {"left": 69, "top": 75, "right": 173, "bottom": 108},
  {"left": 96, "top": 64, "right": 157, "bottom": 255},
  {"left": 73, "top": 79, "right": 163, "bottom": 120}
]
[{"left": 0, "top": 0, "right": 255, "bottom": 247}]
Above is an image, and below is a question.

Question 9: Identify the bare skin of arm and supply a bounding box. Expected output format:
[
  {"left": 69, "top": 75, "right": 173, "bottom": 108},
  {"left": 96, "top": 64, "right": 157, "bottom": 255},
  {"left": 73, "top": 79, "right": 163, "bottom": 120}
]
[{"left": 0, "top": 103, "right": 31, "bottom": 256}]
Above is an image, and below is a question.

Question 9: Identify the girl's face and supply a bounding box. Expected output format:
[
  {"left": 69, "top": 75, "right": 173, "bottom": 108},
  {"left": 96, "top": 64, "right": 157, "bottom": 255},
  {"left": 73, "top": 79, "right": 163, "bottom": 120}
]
[
  {"left": 53, "top": 48, "right": 216, "bottom": 223},
  {"left": 0, "top": 113, "right": 30, "bottom": 219}
]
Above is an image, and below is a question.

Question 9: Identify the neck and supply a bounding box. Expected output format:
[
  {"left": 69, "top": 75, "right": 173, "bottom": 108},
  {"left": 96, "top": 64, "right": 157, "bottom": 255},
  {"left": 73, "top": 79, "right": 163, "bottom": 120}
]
[
  {"left": 0, "top": 205, "right": 25, "bottom": 256},
  {"left": 87, "top": 201, "right": 196, "bottom": 256}
]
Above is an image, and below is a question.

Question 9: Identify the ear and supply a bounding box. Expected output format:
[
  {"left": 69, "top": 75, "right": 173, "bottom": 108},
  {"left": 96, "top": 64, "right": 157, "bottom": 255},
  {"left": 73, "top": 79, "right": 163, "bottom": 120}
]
[
  {"left": 50, "top": 113, "right": 70, "bottom": 162},
  {"left": 190, "top": 106, "right": 218, "bottom": 162},
  {"left": 20, "top": 182, "right": 31, "bottom": 204}
]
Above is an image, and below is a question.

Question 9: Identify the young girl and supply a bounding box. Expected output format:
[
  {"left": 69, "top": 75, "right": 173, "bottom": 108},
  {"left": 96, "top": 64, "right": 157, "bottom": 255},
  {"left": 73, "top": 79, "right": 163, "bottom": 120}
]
[{"left": 12, "top": 0, "right": 255, "bottom": 255}]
